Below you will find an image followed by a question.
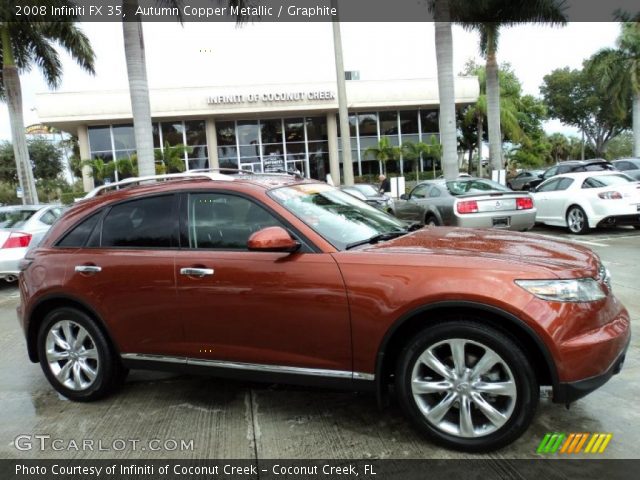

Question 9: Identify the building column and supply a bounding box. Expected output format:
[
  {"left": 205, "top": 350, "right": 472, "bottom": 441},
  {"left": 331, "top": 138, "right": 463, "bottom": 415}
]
[
  {"left": 77, "top": 125, "right": 94, "bottom": 192},
  {"left": 326, "top": 113, "right": 340, "bottom": 186},
  {"left": 205, "top": 118, "right": 219, "bottom": 170}
]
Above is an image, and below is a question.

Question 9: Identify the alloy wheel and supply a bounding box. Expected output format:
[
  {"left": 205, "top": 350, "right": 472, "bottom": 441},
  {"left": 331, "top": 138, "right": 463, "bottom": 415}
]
[
  {"left": 567, "top": 208, "right": 585, "bottom": 233},
  {"left": 410, "top": 338, "right": 517, "bottom": 438},
  {"left": 45, "top": 320, "right": 100, "bottom": 391}
]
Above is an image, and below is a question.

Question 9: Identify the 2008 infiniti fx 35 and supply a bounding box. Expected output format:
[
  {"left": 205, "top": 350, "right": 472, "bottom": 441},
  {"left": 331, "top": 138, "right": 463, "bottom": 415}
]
[{"left": 17, "top": 171, "right": 630, "bottom": 452}]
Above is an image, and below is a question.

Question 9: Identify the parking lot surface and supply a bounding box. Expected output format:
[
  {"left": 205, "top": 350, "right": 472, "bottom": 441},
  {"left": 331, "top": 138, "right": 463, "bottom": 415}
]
[{"left": 1, "top": 225, "right": 638, "bottom": 460}]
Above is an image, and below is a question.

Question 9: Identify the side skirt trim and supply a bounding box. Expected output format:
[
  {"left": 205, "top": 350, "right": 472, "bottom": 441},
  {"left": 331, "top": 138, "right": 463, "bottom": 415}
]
[{"left": 121, "top": 353, "right": 375, "bottom": 381}]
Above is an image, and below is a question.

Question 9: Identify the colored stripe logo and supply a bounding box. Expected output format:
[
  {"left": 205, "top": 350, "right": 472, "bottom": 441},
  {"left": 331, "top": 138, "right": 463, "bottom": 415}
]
[{"left": 537, "top": 433, "right": 612, "bottom": 454}]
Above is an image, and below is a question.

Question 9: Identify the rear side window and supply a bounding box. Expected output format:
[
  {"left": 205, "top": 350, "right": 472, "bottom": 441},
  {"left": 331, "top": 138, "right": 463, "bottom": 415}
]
[
  {"left": 57, "top": 212, "right": 101, "bottom": 247},
  {"left": 0, "top": 209, "right": 36, "bottom": 228},
  {"left": 102, "top": 195, "right": 177, "bottom": 248}
]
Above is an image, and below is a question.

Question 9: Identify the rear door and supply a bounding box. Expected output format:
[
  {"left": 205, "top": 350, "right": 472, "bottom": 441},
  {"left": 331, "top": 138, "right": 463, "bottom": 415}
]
[
  {"left": 60, "top": 194, "right": 182, "bottom": 356},
  {"left": 174, "top": 191, "right": 352, "bottom": 373}
]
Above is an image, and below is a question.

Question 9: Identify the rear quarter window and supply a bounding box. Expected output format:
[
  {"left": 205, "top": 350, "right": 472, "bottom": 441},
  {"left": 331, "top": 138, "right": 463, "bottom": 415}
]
[
  {"left": 56, "top": 212, "right": 102, "bottom": 248},
  {"left": 0, "top": 209, "right": 36, "bottom": 228}
]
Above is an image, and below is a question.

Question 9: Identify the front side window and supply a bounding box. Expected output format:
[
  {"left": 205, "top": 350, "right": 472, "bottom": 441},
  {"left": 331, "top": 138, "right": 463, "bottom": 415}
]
[
  {"left": 101, "top": 195, "right": 176, "bottom": 248},
  {"left": 57, "top": 211, "right": 102, "bottom": 248},
  {"left": 410, "top": 184, "right": 430, "bottom": 199},
  {"left": 188, "top": 193, "right": 283, "bottom": 250},
  {"left": 270, "top": 184, "right": 406, "bottom": 250}
]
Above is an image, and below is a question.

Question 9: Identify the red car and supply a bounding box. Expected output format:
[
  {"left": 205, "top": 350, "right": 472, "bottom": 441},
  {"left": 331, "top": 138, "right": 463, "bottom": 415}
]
[{"left": 17, "top": 171, "right": 630, "bottom": 452}]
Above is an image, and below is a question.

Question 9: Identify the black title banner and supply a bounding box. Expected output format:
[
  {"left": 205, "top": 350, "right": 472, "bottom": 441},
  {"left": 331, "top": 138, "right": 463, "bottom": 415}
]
[
  {"left": 3, "top": 0, "right": 640, "bottom": 22},
  {"left": 1, "top": 459, "right": 637, "bottom": 480}
]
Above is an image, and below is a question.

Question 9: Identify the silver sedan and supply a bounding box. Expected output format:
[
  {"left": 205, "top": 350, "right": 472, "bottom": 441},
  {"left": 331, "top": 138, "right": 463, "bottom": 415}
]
[
  {"left": 394, "top": 178, "right": 536, "bottom": 231},
  {"left": 0, "top": 205, "right": 64, "bottom": 282}
]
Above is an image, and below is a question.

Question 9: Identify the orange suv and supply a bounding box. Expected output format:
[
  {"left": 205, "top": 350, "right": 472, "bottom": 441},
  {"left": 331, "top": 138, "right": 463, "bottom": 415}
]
[{"left": 17, "top": 171, "right": 630, "bottom": 452}]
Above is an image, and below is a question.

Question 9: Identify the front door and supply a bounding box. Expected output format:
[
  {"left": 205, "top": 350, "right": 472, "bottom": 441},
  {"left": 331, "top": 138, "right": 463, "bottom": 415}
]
[{"left": 174, "top": 191, "right": 351, "bottom": 373}]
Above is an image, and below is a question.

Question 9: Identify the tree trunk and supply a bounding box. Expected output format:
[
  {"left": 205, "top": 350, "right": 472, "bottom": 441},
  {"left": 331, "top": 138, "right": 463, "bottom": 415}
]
[
  {"left": 434, "top": 0, "right": 459, "bottom": 180},
  {"left": 485, "top": 32, "right": 503, "bottom": 173},
  {"left": 332, "top": 3, "right": 354, "bottom": 187},
  {"left": 476, "top": 115, "right": 484, "bottom": 177},
  {"left": 123, "top": 0, "right": 156, "bottom": 178},
  {"left": 633, "top": 92, "right": 640, "bottom": 158},
  {"left": 1, "top": 28, "right": 38, "bottom": 205}
]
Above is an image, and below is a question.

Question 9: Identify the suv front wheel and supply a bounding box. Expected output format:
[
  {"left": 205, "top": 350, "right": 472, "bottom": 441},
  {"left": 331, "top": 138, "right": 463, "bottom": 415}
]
[
  {"left": 395, "top": 321, "right": 538, "bottom": 452},
  {"left": 37, "top": 307, "right": 121, "bottom": 401}
]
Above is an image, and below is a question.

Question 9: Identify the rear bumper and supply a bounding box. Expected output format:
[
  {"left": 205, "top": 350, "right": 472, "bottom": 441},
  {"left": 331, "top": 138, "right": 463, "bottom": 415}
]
[
  {"left": 596, "top": 214, "right": 640, "bottom": 228},
  {"left": 554, "top": 338, "right": 629, "bottom": 404},
  {"left": 0, "top": 248, "right": 26, "bottom": 279},
  {"left": 454, "top": 210, "right": 536, "bottom": 231}
]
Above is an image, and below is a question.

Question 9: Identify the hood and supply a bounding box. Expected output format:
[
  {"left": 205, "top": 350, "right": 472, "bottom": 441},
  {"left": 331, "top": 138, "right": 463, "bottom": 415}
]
[{"left": 361, "top": 227, "right": 599, "bottom": 278}]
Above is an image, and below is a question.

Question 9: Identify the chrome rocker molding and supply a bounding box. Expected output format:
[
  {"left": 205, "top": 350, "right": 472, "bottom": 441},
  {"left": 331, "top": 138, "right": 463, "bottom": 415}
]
[{"left": 121, "top": 353, "right": 375, "bottom": 382}]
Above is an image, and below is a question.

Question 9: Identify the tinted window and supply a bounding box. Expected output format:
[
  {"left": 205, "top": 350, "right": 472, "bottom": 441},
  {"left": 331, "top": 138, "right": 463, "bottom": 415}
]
[
  {"left": 542, "top": 166, "right": 558, "bottom": 179},
  {"left": 446, "top": 179, "right": 510, "bottom": 195},
  {"left": 188, "top": 193, "right": 282, "bottom": 250},
  {"left": 582, "top": 174, "right": 634, "bottom": 188},
  {"left": 101, "top": 195, "right": 176, "bottom": 248},
  {"left": 0, "top": 209, "right": 37, "bottom": 228},
  {"left": 40, "top": 208, "right": 63, "bottom": 226},
  {"left": 57, "top": 212, "right": 101, "bottom": 247},
  {"left": 556, "top": 178, "right": 574, "bottom": 191},
  {"left": 585, "top": 163, "right": 614, "bottom": 171},
  {"left": 537, "top": 178, "right": 561, "bottom": 192},
  {"left": 614, "top": 161, "right": 635, "bottom": 171},
  {"left": 411, "top": 184, "right": 430, "bottom": 199}
]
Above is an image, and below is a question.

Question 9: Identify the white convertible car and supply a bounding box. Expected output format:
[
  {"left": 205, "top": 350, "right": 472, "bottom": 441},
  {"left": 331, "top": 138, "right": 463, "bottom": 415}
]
[{"left": 531, "top": 171, "right": 640, "bottom": 234}]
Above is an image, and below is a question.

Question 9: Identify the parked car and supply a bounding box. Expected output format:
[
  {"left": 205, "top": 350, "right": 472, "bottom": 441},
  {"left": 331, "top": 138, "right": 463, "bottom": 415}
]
[
  {"left": 393, "top": 178, "right": 536, "bottom": 231},
  {"left": 0, "top": 204, "right": 64, "bottom": 282},
  {"left": 524, "top": 160, "right": 616, "bottom": 191},
  {"left": 531, "top": 171, "right": 640, "bottom": 233},
  {"left": 340, "top": 183, "right": 395, "bottom": 213},
  {"left": 19, "top": 171, "right": 629, "bottom": 452},
  {"left": 507, "top": 170, "right": 544, "bottom": 190},
  {"left": 611, "top": 158, "right": 640, "bottom": 181}
]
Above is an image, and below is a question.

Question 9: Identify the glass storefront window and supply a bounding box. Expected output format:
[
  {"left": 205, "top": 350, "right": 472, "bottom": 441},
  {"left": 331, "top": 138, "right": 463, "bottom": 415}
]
[
  {"left": 421, "top": 109, "right": 439, "bottom": 134},
  {"left": 112, "top": 124, "right": 135, "bottom": 151},
  {"left": 399, "top": 110, "right": 419, "bottom": 135},
  {"left": 285, "top": 118, "right": 305, "bottom": 142},
  {"left": 260, "top": 119, "right": 283, "bottom": 144},
  {"left": 262, "top": 144, "right": 284, "bottom": 157},
  {"left": 217, "top": 121, "right": 236, "bottom": 146},
  {"left": 357, "top": 112, "right": 377, "bottom": 137},
  {"left": 236, "top": 120, "right": 259, "bottom": 145},
  {"left": 239, "top": 144, "right": 260, "bottom": 158},
  {"left": 305, "top": 116, "right": 327, "bottom": 141},
  {"left": 152, "top": 123, "right": 161, "bottom": 148},
  {"left": 185, "top": 120, "right": 206, "bottom": 146},
  {"left": 88, "top": 126, "right": 111, "bottom": 152},
  {"left": 188, "top": 145, "right": 208, "bottom": 160},
  {"left": 286, "top": 142, "right": 306, "bottom": 155},
  {"left": 379, "top": 111, "right": 398, "bottom": 136},
  {"left": 161, "top": 121, "right": 184, "bottom": 146}
]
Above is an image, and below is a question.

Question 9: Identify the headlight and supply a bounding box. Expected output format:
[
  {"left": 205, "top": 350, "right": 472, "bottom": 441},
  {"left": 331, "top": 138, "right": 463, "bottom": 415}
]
[{"left": 515, "top": 278, "right": 607, "bottom": 302}]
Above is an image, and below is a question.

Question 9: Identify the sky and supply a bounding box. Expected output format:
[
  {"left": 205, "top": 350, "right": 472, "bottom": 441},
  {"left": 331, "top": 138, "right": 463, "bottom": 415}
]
[{"left": 0, "top": 21, "right": 621, "bottom": 142}]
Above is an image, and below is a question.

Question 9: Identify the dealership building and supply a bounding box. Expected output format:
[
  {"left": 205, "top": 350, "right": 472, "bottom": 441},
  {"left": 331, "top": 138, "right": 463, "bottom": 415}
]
[{"left": 35, "top": 77, "right": 479, "bottom": 190}]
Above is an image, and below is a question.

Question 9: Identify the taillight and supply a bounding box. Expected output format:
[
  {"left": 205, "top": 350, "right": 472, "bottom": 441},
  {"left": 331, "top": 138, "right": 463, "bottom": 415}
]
[
  {"left": 598, "top": 191, "right": 622, "bottom": 199},
  {"left": 516, "top": 197, "right": 534, "bottom": 210},
  {"left": 1, "top": 232, "right": 32, "bottom": 249},
  {"left": 457, "top": 200, "right": 479, "bottom": 214}
]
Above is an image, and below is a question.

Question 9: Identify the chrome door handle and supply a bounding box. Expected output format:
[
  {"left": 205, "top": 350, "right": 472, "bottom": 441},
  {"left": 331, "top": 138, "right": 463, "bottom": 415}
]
[
  {"left": 75, "top": 265, "right": 101, "bottom": 273},
  {"left": 180, "top": 267, "right": 214, "bottom": 277}
]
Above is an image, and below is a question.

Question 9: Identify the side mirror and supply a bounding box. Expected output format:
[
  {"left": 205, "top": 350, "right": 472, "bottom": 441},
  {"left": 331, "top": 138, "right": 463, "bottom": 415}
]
[
  {"left": 400, "top": 194, "right": 409, "bottom": 200},
  {"left": 247, "top": 227, "right": 300, "bottom": 253}
]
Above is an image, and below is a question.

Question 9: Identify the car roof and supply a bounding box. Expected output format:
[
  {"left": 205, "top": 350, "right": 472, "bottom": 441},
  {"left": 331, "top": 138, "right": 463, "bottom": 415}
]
[
  {"left": 550, "top": 171, "right": 632, "bottom": 180},
  {"left": 0, "top": 204, "right": 52, "bottom": 211}
]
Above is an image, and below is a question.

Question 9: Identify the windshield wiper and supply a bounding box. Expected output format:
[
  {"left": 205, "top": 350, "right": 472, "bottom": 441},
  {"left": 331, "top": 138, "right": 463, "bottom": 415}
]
[{"left": 345, "top": 230, "right": 408, "bottom": 250}]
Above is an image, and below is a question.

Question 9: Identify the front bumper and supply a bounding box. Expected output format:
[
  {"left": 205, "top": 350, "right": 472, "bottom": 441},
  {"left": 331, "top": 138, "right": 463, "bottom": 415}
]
[{"left": 554, "top": 337, "right": 629, "bottom": 404}]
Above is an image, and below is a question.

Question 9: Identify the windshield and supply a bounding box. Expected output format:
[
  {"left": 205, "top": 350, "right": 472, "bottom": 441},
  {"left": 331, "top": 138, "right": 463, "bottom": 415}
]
[
  {"left": 446, "top": 179, "right": 511, "bottom": 196},
  {"left": 0, "top": 209, "right": 37, "bottom": 229},
  {"left": 583, "top": 174, "right": 635, "bottom": 188},
  {"left": 352, "top": 184, "right": 379, "bottom": 196},
  {"left": 270, "top": 183, "right": 406, "bottom": 250}
]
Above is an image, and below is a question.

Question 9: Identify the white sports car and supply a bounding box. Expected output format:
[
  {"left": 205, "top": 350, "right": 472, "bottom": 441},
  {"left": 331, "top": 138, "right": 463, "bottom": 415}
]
[{"left": 531, "top": 171, "right": 640, "bottom": 234}]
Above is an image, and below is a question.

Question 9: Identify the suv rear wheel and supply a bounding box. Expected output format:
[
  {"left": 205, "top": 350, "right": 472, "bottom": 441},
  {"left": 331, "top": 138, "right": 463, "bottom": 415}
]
[
  {"left": 395, "top": 321, "right": 538, "bottom": 452},
  {"left": 37, "top": 307, "right": 120, "bottom": 401}
]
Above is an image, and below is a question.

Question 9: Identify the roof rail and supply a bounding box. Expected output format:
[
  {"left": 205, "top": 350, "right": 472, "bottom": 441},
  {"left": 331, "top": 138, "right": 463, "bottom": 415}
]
[
  {"left": 189, "top": 167, "right": 304, "bottom": 180},
  {"left": 82, "top": 171, "right": 234, "bottom": 199}
]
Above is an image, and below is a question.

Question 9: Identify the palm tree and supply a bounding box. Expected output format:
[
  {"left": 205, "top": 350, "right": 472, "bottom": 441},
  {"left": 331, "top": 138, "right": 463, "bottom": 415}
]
[
  {"left": 588, "top": 21, "right": 640, "bottom": 157},
  {"left": 364, "top": 137, "right": 401, "bottom": 174},
  {"left": 155, "top": 142, "right": 191, "bottom": 173},
  {"left": 122, "top": 0, "right": 248, "bottom": 178},
  {"left": 548, "top": 133, "right": 570, "bottom": 163},
  {"left": 456, "top": 1, "right": 566, "bottom": 172},
  {"left": 431, "top": 0, "right": 459, "bottom": 180},
  {"left": 1, "top": 7, "right": 95, "bottom": 204}
]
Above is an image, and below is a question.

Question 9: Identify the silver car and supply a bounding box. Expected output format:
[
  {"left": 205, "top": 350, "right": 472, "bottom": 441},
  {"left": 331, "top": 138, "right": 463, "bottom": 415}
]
[
  {"left": 394, "top": 178, "right": 536, "bottom": 231},
  {"left": 0, "top": 205, "right": 64, "bottom": 282},
  {"left": 612, "top": 158, "right": 640, "bottom": 181}
]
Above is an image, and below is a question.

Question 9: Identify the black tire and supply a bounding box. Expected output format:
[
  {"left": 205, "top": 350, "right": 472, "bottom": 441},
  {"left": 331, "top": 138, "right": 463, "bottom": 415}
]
[
  {"left": 566, "top": 205, "right": 590, "bottom": 234},
  {"left": 395, "top": 321, "right": 538, "bottom": 452},
  {"left": 37, "top": 307, "right": 121, "bottom": 401},
  {"left": 425, "top": 214, "right": 440, "bottom": 227}
]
